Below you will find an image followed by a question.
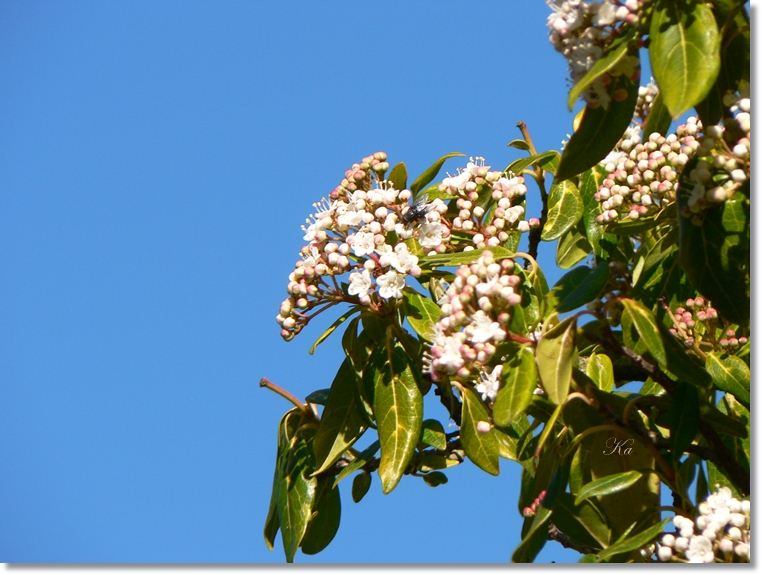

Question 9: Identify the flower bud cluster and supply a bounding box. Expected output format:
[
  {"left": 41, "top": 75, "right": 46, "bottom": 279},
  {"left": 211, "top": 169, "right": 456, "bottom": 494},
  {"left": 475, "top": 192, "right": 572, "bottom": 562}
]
[
  {"left": 595, "top": 117, "right": 701, "bottom": 223},
  {"left": 667, "top": 297, "right": 746, "bottom": 352},
  {"left": 428, "top": 251, "right": 523, "bottom": 393},
  {"left": 547, "top": 0, "right": 647, "bottom": 108},
  {"left": 653, "top": 486, "right": 750, "bottom": 563},
  {"left": 438, "top": 157, "right": 536, "bottom": 249},
  {"left": 522, "top": 489, "right": 547, "bottom": 518},
  {"left": 682, "top": 88, "right": 750, "bottom": 217},
  {"left": 277, "top": 152, "right": 447, "bottom": 341},
  {"left": 634, "top": 78, "right": 659, "bottom": 123}
]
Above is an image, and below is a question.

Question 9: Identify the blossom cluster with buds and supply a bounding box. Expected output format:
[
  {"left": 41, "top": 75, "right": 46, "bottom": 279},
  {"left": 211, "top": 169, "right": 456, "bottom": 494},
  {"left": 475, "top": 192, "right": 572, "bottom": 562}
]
[
  {"left": 651, "top": 486, "right": 750, "bottom": 563},
  {"left": 438, "top": 157, "right": 537, "bottom": 250},
  {"left": 595, "top": 117, "right": 701, "bottom": 223},
  {"left": 667, "top": 297, "right": 747, "bottom": 352},
  {"left": 277, "top": 152, "right": 448, "bottom": 341},
  {"left": 682, "top": 88, "right": 750, "bottom": 218},
  {"left": 547, "top": 0, "right": 647, "bottom": 109},
  {"left": 522, "top": 489, "right": 548, "bottom": 518},
  {"left": 428, "top": 250, "right": 523, "bottom": 400}
]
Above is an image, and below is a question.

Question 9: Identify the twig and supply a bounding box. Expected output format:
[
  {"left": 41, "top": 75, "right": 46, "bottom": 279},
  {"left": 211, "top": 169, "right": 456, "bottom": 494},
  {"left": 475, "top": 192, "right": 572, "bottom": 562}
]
[{"left": 548, "top": 524, "right": 599, "bottom": 556}]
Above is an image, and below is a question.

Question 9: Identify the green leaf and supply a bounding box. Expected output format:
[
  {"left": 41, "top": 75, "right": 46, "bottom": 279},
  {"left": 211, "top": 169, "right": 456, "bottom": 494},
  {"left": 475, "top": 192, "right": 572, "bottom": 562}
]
[
  {"left": 460, "top": 386, "right": 499, "bottom": 475},
  {"left": 578, "top": 166, "right": 619, "bottom": 262},
  {"left": 649, "top": 0, "right": 720, "bottom": 118},
  {"left": 595, "top": 519, "right": 669, "bottom": 562},
  {"left": 642, "top": 90, "right": 672, "bottom": 140},
  {"left": 402, "top": 288, "right": 441, "bottom": 341},
  {"left": 511, "top": 506, "right": 552, "bottom": 563},
  {"left": 574, "top": 470, "right": 644, "bottom": 505},
  {"left": 556, "top": 223, "right": 592, "bottom": 269},
  {"left": 312, "top": 358, "right": 366, "bottom": 475},
  {"left": 507, "top": 139, "right": 531, "bottom": 151},
  {"left": 420, "top": 419, "right": 447, "bottom": 450},
  {"left": 567, "top": 29, "right": 636, "bottom": 110},
  {"left": 387, "top": 161, "right": 408, "bottom": 192},
  {"left": 506, "top": 150, "right": 561, "bottom": 177},
  {"left": 304, "top": 388, "right": 330, "bottom": 406},
  {"left": 706, "top": 352, "right": 750, "bottom": 408},
  {"left": 536, "top": 316, "right": 577, "bottom": 405},
  {"left": 554, "top": 492, "right": 610, "bottom": 549},
  {"left": 557, "top": 264, "right": 609, "bottom": 313},
  {"left": 309, "top": 307, "right": 361, "bottom": 355},
  {"left": 336, "top": 440, "right": 380, "bottom": 483},
  {"left": 301, "top": 476, "right": 341, "bottom": 555},
  {"left": 264, "top": 461, "right": 281, "bottom": 551},
  {"left": 421, "top": 471, "right": 448, "bottom": 487},
  {"left": 419, "top": 246, "right": 515, "bottom": 268},
  {"left": 374, "top": 345, "right": 424, "bottom": 494},
  {"left": 409, "top": 152, "right": 466, "bottom": 196},
  {"left": 556, "top": 70, "right": 640, "bottom": 181},
  {"left": 677, "top": 189, "right": 749, "bottom": 325},
  {"left": 494, "top": 346, "right": 537, "bottom": 427},
  {"left": 586, "top": 352, "right": 614, "bottom": 392},
  {"left": 351, "top": 472, "right": 371, "bottom": 503},
  {"left": 670, "top": 381, "right": 700, "bottom": 465},
  {"left": 541, "top": 180, "right": 584, "bottom": 241},
  {"left": 606, "top": 215, "right": 659, "bottom": 236}
]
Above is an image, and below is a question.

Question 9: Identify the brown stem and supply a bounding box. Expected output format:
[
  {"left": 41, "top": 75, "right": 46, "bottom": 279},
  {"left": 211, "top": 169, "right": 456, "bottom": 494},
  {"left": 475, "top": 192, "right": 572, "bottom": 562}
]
[
  {"left": 548, "top": 524, "right": 599, "bottom": 556},
  {"left": 259, "top": 377, "right": 313, "bottom": 419}
]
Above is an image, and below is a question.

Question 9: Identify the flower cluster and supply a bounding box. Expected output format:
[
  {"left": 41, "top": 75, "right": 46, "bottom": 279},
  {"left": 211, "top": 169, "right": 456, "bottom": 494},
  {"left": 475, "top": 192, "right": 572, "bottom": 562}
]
[
  {"left": 595, "top": 117, "right": 701, "bottom": 223},
  {"left": 277, "top": 152, "right": 448, "bottom": 341},
  {"left": 681, "top": 88, "right": 750, "bottom": 217},
  {"left": 653, "top": 486, "right": 750, "bottom": 563},
  {"left": 428, "top": 250, "right": 523, "bottom": 399},
  {"left": 438, "top": 157, "right": 535, "bottom": 249},
  {"left": 522, "top": 489, "right": 548, "bottom": 518},
  {"left": 667, "top": 297, "right": 747, "bottom": 352},
  {"left": 547, "top": 0, "right": 647, "bottom": 108}
]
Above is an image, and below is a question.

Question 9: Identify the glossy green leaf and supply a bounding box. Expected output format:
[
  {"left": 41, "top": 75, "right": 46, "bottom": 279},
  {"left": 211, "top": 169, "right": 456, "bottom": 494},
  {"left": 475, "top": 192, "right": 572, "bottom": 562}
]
[
  {"left": 304, "top": 388, "right": 330, "bottom": 406},
  {"left": 507, "top": 139, "right": 531, "bottom": 151},
  {"left": 586, "top": 352, "right": 614, "bottom": 392},
  {"left": 670, "top": 381, "right": 700, "bottom": 465},
  {"left": 557, "top": 264, "right": 609, "bottom": 313},
  {"left": 374, "top": 345, "right": 423, "bottom": 494},
  {"left": 555, "top": 71, "right": 639, "bottom": 182},
  {"left": 606, "top": 215, "right": 659, "bottom": 236},
  {"left": 578, "top": 166, "right": 620, "bottom": 262},
  {"left": 595, "top": 519, "right": 669, "bottom": 562},
  {"left": 494, "top": 346, "right": 537, "bottom": 427},
  {"left": 387, "top": 161, "right": 408, "bottom": 192},
  {"left": 706, "top": 352, "right": 750, "bottom": 408},
  {"left": 506, "top": 150, "right": 561, "bottom": 177},
  {"left": 402, "top": 288, "right": 441, "bottom": 341},
  {"left": 420, "top": 419, "right": 447, "bottom": 450},
  {"left": 642, "top": 90, "right": 672, "bottom": 140},
  {"left": 301, "top": 477, "right": 341, "bottom": 555},
  {"left": 567, "top": 28, "right": 635, "bottom": 110},
  {"left": 264, "top": 462, "right": 281, "bottom": 551},
  {"left": 422, "top": 471, "right": 448, "bottom": 487},
  {"left": 419, "top": 246, "right": 515, "bottom": 268},
  {"left": 556, "top": 223, "right": 592, "bottom": 269},
  {"left": 678, "top": 185, "right": 749, "bottom": 325},
  {"left": 536, "top": 316, "right": 577, "bottom": 405},
  {"left": 351, "top": 472, "right": 371, "bottom": 503},
  {"left": 409, "top": 152, "right": 466, "bottom": 196},
  {"left": 312, "top": 358, "right": 366, "bottom": 475},
  {"left": 460, "top": 386, "right": 499, "bottom": 475},
  {"left": 309, "top": 307, "right": 361, "bottom": 355},
  {"left": 541, "top": 180, "right": 584, "bottom": 241},
  {"left": 336, "top": 440, "right": 380, "bottom": 483},
  {"left": 574, "top": 470, "right": 644, "bottom": 505},
  {"left": 649, "top": 0, "right": 720, "bottom": 117},
  {"left": 554, "top": 492, "right": 610, "bottom": 549}
]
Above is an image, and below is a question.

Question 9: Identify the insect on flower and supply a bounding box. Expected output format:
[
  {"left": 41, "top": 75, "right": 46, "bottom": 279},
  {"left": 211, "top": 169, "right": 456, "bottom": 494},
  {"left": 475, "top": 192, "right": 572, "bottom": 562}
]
[{"left": 400, "top": 193, "right": 435, "bottom": 228}]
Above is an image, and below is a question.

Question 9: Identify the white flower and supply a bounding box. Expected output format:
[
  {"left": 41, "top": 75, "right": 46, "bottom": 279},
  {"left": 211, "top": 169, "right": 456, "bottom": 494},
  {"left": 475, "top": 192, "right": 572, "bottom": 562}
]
[
  {"left": 347, "top": 269, "right": 372, "bottom": 298},
  {"left": 301, "top": 245, "right": 321, "bottom": 267},
  {"left": 377, "top": 270, "right": 406, "bottom": 299},
  {"left": 475, "top": 364, "right": 502, "bottom": 402},
  {"left": 469, "top": 310, "right": 505, "bottom": 343},
  {"left": 350, "top": 231, "right": 376, "bottom": 257},
  {"left": 657, "top": 546, "right": 672, "bottom": 562},
  {"left": 592, "top": 1, "right": 617, "bottom": 26},
  {"left": 678, "top": 517, "right": 694, "bottom": 538},
  {"left": 418, "top": 222, "right": 444, "bottom": 248},
  {"left": 391, "top": 243, "right": 418, "bottom": 273},
  {"left": 685, "top": 536, "right": 714, "bottom": 563},
  {"left": 442, "top": 171, "right": 471, "bottom": 191},
  {"left": 435, "top": 336, "right": 465, "bottom": 374}
]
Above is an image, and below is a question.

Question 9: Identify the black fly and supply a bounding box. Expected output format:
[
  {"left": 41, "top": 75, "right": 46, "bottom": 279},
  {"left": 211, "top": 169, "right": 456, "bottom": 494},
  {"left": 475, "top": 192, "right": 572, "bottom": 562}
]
[{"left": 400, "top": 193, "right": 434, "bottom": 228}]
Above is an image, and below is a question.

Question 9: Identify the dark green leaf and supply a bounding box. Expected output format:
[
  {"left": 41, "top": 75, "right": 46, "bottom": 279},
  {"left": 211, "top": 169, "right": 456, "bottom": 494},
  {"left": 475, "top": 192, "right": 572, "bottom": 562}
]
[
  {"left": 402, "top": 288, "right": 441, "bottom": 341},
  {"left": 606, "top": 216, "right": 659, "bottom": 236},
  {"left": 556, "top": 71, "right": 640, "bottom": 181},
  {"left": 351, "top": 472, "right": 371, "bottom": 503},
  {"left": 374, "top": 345, "right": 423, "bottom": 494},
  {"left": 557, "top": 264, "right": 609, "bottom": 313},
  {"left": 554, "top": 492, "right": 610, "bottom": 549},
  {"left": 649, "top": 0, "right": 720, "bottom": 117},
  {"left": 670, "top": 381, "right": 700, "bottom": 465},
  {"left": 304, "top": 388, "right": 330, "bottom": 406},
  {"left": 556, "top": 223, "right": 592, "bottom": 269},
  {"left": 460, "top": 386, "right": 499, "bottom": 475},
  {"left": 387, "top": 161, "right": 408, "bottom": 192},
  {"left": 301, "top": 477, "right": 341, "bottom": 555},
  {"left": 336, "top": 440, "right": 380, "bottom": 483},
  {"left": 494, "top": 346, "right": 537, "bottom": 427},
  {"left": 706, "top": 352, "right": 750, "bottom": 408},
  {"left": 541, "top": 180, "right": 584, "bottom": 241},
  {"left": 536, "top": 316, "right": 577, "bottom": 405},
  {"left": 595, "top": 519, "right": 669, "bottom": 562},
  {"left": 420, "top": 419, "right": 447, "bottom": 450},
  {"left": 574, "top": 470, "right": 644, "bottom": 505},
  {"left": 312, "top": 358, "right": 366, "bottom": 475},
  {"left": 421, "top": 471, "right": 448, "bottom": 487},
  {"left": 507, "top": 150, "right": 561, "bottom": 177},
  {"left": 309, "top": 306, "right": 361, "bottom": 355},
  {"left": 264, "top": 461, "right": 281, "bottom": 551},
  {"left": 511, "top": 506, "right": 551, "bottom": 563},
  {"left": 409, "top": 152, "right": 466, "bottom": 196},
  {"left": 642, "top": 90, "right": 672, "bottom": 140}
]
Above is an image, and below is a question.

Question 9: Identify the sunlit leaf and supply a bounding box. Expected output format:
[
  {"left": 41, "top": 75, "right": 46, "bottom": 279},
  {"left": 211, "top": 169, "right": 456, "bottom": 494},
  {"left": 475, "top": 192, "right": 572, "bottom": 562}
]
[{"left": 460, "top": 386, "right": 499, "bottom": 475}]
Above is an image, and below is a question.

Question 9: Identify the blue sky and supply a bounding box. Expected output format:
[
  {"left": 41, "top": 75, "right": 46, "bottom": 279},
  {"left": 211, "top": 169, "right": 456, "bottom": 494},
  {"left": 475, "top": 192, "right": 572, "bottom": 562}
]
[{"left": 1, "top": 0, "right": 603, "bottom": 563}]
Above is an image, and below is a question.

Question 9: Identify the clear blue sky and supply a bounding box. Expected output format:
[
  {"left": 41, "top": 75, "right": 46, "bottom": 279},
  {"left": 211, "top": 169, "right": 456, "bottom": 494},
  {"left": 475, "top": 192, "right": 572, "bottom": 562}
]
[{"left": 1, "top": 0, "right": 592, "bottom": 563}]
